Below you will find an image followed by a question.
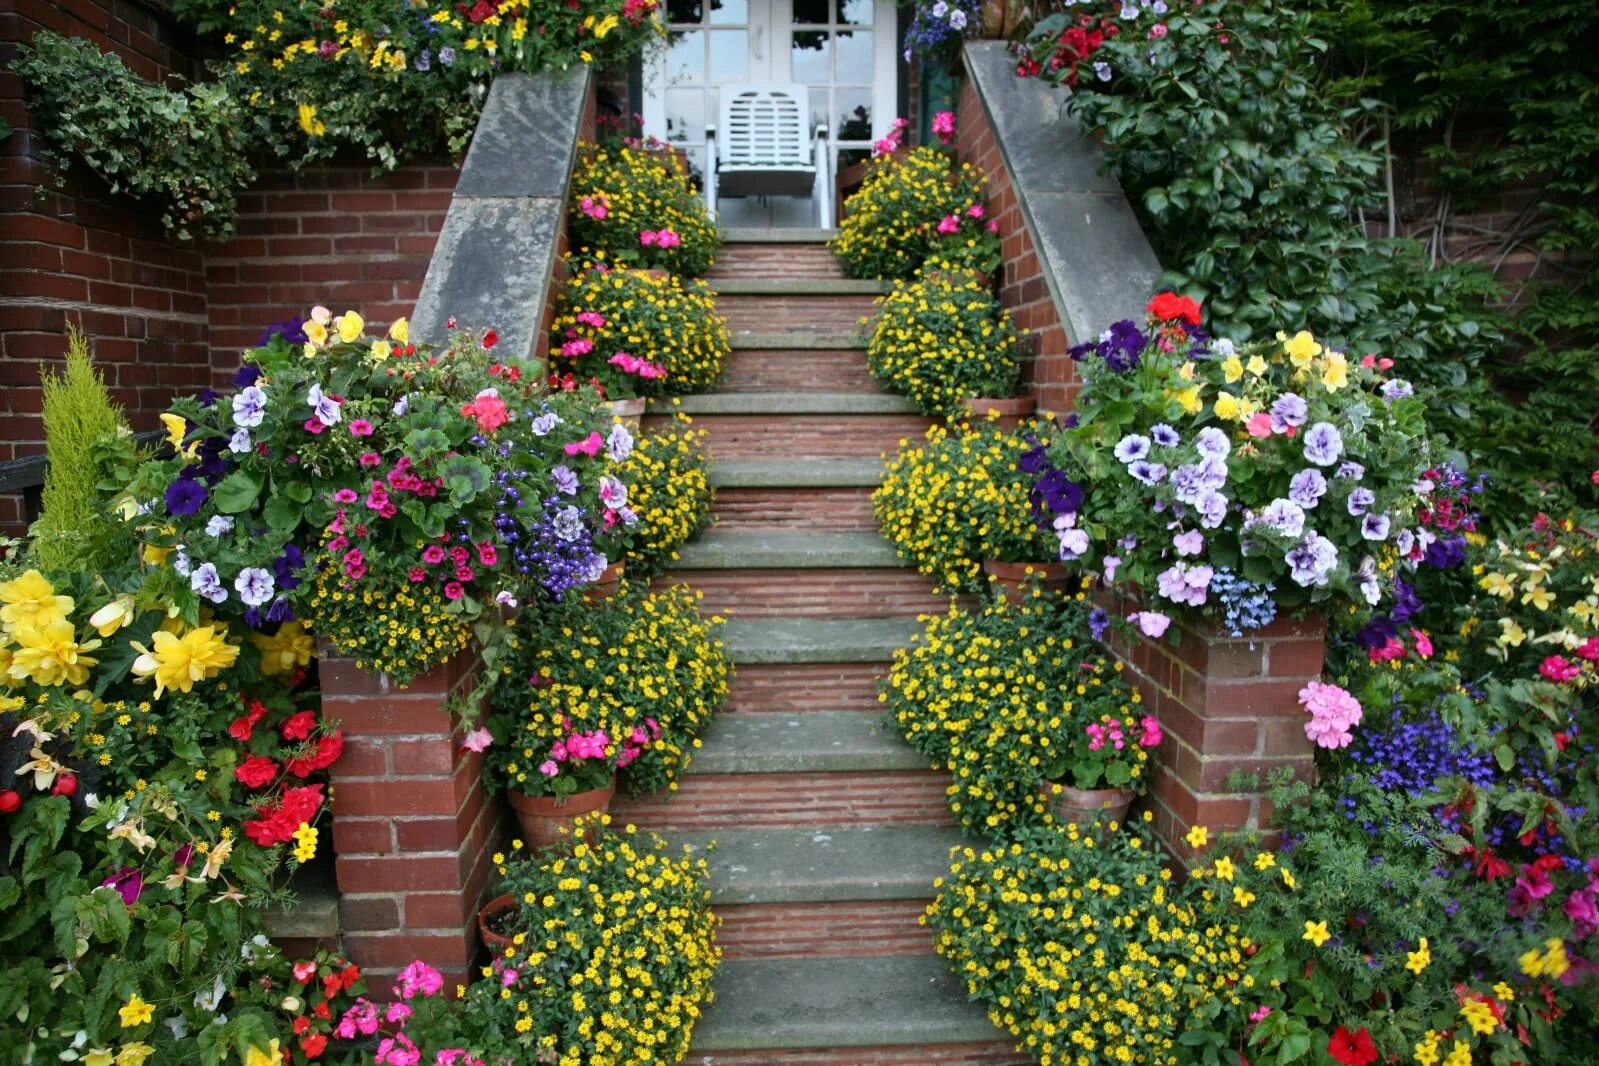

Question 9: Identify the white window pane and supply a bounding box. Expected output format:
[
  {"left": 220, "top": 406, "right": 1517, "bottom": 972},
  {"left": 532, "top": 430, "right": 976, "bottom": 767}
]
[
  {"left": 709, "top": 0, "right": 747, "bottom": 24},
  {"left": 666, "top": 89, "right": 706, "bottom": 144},
  {"left": 709, "top": 30, "right": 749, "bottom": 82},
  {"left": 838, "top": 0, "right": 872, "bottom": 25},
  {"left": 791, "top": 30, "right": 830, "bottom": 84},
  {"left": 835, "top": 29, "right": 873, "bottom": 83},
  {"left": 668, "top": 31, "right": 705, "bottom": 84}
]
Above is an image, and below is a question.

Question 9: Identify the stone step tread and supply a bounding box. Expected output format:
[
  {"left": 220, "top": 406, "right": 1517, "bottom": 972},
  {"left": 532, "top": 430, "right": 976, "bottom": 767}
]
[
  {"left": 677, "top": 824, "right": 963, "bottom": 904},
  {"left": 673, "top": 530, "right": 902, "bottom": 570},
  {"left": 731, "top": 331, "right": 867, "bottom": 350},
  {"left": 723, "top": 616, "right": 920, "bottom": 664},
  {"left": 708, "top": 458, "right": 885, "bottom": 489},
  {"left": 690, "top": 955, "right": 996, "bottom": 1051},
  {"left": 710, "top": 278, "right": 887, "bottom": 295},
  {"left": 721, "top": 227, "right": 839, "bottom": 243},
  {"left": 654, "top": 391, "right": 916, "bottom": 416},
  {"left": 690, "top": 712, "right": 925, "bottom": 774},
  {"left": 261, "top": 868, "right": 340, "bottom": 940}
]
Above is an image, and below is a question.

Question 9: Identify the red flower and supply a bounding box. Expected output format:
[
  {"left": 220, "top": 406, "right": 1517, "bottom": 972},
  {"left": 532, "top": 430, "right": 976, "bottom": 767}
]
[
  {"left": 293, "top": 1015, "right": 312, "bottom": 1034},
  {"left": 286, "top": 732, "right": 345, "bottom": 778},
  {"left": 293, "top": 959, "right": 318, "bottom": 984},
  {"left": 313, "top": 1000, "right": 331, "bottom": 1020},
  {"left": 243, "top": 784, "right": 325, "bottom": 847},
  {"left": 482, "top": 329, "right": 499, "bottom": 349},
  {"left": 1327, "top": 1026, "right": 1377, "bottom": 1066},
  {"left": 300, "top": 1032, "right": 328, "bottom": 1059},
  {"left": 281, "top": 711, "right": 319, "bottom": 741},
  {"left": 234, "top": 755, "right": 281, "bottom": 790},
  {"left": 340, "top": 964, "right": 361, "bottom": 990},
  {"left": 229, "top": 699, "right": 269, "bottom": 742},
  {"left": 1146, "top": 291, "right": 1203, "bottom": 325}
]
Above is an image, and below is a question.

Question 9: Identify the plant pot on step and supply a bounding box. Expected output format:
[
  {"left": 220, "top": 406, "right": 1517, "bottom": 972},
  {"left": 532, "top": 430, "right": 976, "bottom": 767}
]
[
  {"left": 506, "top": 778, "right": 617, "bottom": 849},
  {"left": 1046, "top": 783, "right": 1136, "bottom": 830},
  {"left": 582, "top": 561, "right": 626, "bottom": 603},
  {"left": 477, "top": 892, "right": 520, "bottom": 952},
  {"left": 606, "top": 396, "right": 647, "bottom": 430},
  {"left": 983, "top": 559, "right": 1075, "bottom": 600},
  {"left": 922, "top": 266, "right": 993, "bottom": 290},
  {"left": 960, "top": 395, "right": 1035, "bottom": 432}
]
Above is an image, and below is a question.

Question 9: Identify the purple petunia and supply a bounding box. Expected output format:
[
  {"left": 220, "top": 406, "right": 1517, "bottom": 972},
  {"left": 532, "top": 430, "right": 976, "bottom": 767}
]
[
  {"left": 1127, "top": 460, "right": 1167, "bottom": 486},
  {"left": 1254, "top": 498, "right": 1306, "bottom": 539},
  {"left": 1302, "top": 422, "right": 1344, "bottom": 466},
  {"left": 1194, "top": 427, "right": 1230, "bottom": 460},
  {"left": 1286, "top": 531, "right": 1338, "bottom": 587},
  {"left": 1269, "top": 393, "right": 1308, "bottom": 432},
  {"left": 1194, "top": 490, "right": 1229, "bottom": 529},
  {"left": 1172, "top": 529, "right": 1204, "bottom": 556},
  {"left": 1157, "top": 561, "right": 1214, "bottom": 607},
  {"left": 233, "top": 385, "right": 268, "bottom": 428},
  {"left": 190, "top": 562, "right": 228, "bottom": 604},
  {"left": 1171, "top": 464, "right": 1208, "bottom": 505},
  {"left": 165, "top": 478, "right": 208, "bottom": 516},
  {"left": 550, "top": 465, "right": 579, "bottom": 495},
  {"left": 1150, "top": 423, "right": 1180, "bottom": 448},
  {"left": 1336, "top": 461, "right": 1365, "bottom": 481},
  {"left": 1346, "top": 488, "right": 1376, "bottom": 516},
  {"left": 1288, "top": 469, "right": 1327, "bottom": 509},
  {"left": 234, "top": 567, "right": 276, "bottom": 607},
  {"left": 1361, "top": 513, "right": 1392, "bottom": 541},
  {"left": 606, "top": 423, "right": 634, "bottom": 462},
  {"left": 1114, "top": 434, "right": 1152, "bottom": 464}
]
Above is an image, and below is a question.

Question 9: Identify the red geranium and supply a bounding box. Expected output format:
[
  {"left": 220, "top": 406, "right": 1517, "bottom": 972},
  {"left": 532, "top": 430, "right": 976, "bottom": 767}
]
[
  {"left": 243, "top": 784, "right": 325, "bottom": 847},
  {"left": 234, "top": 755, "right": 281, "bottom": 790},
  {"left": 281, "top": 711, "right": 319, "bottom": 741},
  {"left": 1146, "top": 291, "right": 1203, "bottom": 325},
  {"left": 285, "top": 731, "right": 345, "bottom": 778},
  {"left": 229, "top": 698, "right": 269, "bottom": 742},
  {"left": 300, "top": 1032, "right": 328, "bottom": 1059},
  {"left": 1327, "top": 1026, "right": 1377, "bottom": 1066}
]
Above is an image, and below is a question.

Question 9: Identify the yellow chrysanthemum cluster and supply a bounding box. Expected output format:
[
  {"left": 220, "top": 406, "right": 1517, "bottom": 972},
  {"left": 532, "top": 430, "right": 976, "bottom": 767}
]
[
  {"left": 308, "top": 565, "right": 469, "bottom": 685},
  {"left": 867, "top": 269, "right": 1025, "bottom": 417},
  {"left": 831, "top": 147, "right": 991, "bottom": 279},
  {"left": 551, "top": 257, "right": 730, "bottom": 397},
  {"left": 488, "top": 819, "right": 720, "bottom": 1065},
  {"left": 926, "top": 826, "right": 1250, "bottom": 1065},
  {"left": 885, "top": 595, "right": 1140, "bottom": 834},
  {"left": 615, "top": 415, "right": 713, "bottom": 574},
  {"left": 874, "top": 421, "right": 1058, "bottom": 594},
  {"left": 570, "top": 143, "right": 720, "bottom": 276}
]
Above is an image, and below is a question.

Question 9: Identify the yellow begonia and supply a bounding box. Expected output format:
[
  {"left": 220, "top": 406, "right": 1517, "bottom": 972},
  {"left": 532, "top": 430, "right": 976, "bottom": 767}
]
[
  {"left": 1213, "top": 392, "right": 1244, "bottom": 421},
  {"left": 388, "top": 317, "right": 409, "bottom": 343},
  {"left": 304, "top": 319, "right": 328, "bottom": 347},
  {"left": 1321, "top": 350, "right": 1349, "bottom": 391},
  {"left": 0, "top": 569, "right": 74, "bottom": 631},
  {"left": 244, "top": 1039, "right": 283, "bottom": 1066},
  {"left": 117, "top": 1043, "right": 156, "bottom": 1066},
  {"left": 1280, "top": 329, "right": 1322, "bottom": 369},
  {"left": 335, "top": 310, "right": 364, "bottom": 342},
  {"left": 8, "top": 618, "right": 100, "bottom": 687},
  {"left": 89, "top": 596, "right": 137, "bottom": 637},
  {"left": 118, "top": 995, "right": 154, "bottom": 1028},
  {"left": 1221, "top": 355, "right": 1243, "bottom": 383},
  {"left": 131, "top": 625, "right": 240, "bottom": 697},
  {"left": 252, "top": 621, "right": 316, "bottom": 675}
]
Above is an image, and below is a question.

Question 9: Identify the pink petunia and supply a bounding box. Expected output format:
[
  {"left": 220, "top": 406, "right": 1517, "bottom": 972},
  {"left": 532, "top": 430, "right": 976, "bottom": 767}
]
[{"left": 349, "top": 420, "right": 375, "bottom": 437}]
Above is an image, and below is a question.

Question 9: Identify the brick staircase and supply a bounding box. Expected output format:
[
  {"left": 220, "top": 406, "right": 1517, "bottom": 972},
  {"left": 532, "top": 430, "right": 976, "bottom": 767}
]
[{"left": 612, "top": 230, "right": 1027, "bottom": 1065}]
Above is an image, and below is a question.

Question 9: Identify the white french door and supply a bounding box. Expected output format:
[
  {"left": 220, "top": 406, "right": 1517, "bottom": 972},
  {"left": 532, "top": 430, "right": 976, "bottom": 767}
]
[{"left": 642, "top": 0, "right": 896, "bottom": 226}]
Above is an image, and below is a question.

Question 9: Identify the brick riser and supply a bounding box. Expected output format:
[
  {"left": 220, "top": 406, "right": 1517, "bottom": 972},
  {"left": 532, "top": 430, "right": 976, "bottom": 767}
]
[
  {"left": 694, "top": 1044, "right": 1029, "bottom": 1065},
  {"left": 665, "top": 570, "right": 951, "bottom": 619},
  {"left": 708, "top": 243, "right": 847, "bottom": 280},
  {"left": 719, "top": 294, "right": 878, "bottom": 334},
  {"left": 609, "top": 770, "right": 951, "bottom": 830},
  {"left": 716, "top": 900, "right": 933, "bottom": 961},
  {"left": 721, "top": 349, "right": 879, "bottom": 394},
  {"left": 712, "top": 488, "right": 878, "bottom": 533},
  {"left": 648, "top": 413, "right": 930, "bottom": 460},
  {"left": 726, "top": 663, "right": 886, "bottom": 713}
]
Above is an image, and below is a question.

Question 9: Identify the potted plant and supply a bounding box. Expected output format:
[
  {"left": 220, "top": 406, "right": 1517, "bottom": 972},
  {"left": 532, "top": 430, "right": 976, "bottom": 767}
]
[
  {"left": 866, "top": 266, "right": 1026, "bottom": 421},
  {"left": 549, "top": 256, "right": 731, "bottom": 401},
  {"left": 831, "top": 146, "right": 999, "bottom": 280},
  {"left": 1039, "top": 657, "right": 1162, "bottom": 827},
  {"left": 613, "top": 412, "right": 715, "bottom": 577},
  {"left": 1026, "top": 291, "right": 1438, "bottom": 641},
  {"left": 569, "top": 138, "right": 721, "bottom": 278}
]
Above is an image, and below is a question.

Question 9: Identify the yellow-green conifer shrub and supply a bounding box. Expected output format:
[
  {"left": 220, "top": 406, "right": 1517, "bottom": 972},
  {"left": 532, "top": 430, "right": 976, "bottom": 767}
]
[{"left": 31, "top": 325, "right": 127, "bottom": 570}]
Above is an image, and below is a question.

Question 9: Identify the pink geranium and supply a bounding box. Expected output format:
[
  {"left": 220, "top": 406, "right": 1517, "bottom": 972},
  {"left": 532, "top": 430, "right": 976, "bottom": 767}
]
[
  {"left": 935, "top": 214, "right": 960, "bottom": 235},
  {"left": 461, "top": 388, "right": 509, "bottom": 433},
  {"left": 932, "top": 110, "right": 956, "bottom": 145},
  {"left": 1299, "top": 681, "right": 1363, "bottom": 749}
]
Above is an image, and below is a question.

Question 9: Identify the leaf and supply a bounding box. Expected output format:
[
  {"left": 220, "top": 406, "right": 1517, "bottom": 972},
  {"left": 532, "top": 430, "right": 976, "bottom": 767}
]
[
  {"left": 262, "top": 493, "right": 304, "bottom": 532},
  {"left": 166, "top": 919, "right": 209, "bottom": 974},
  {"left": 212, "top": 468, "right": 263, "bottom": 514},
  {"left": 1143, "top": 187, "right": 1170, "bottom": 216}
]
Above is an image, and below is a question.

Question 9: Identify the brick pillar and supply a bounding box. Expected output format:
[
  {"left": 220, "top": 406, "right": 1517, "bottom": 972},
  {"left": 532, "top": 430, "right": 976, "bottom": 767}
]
[
  {"left": 319, "top": 644, "right": 505, "bottom": 989},
  {"left": 1103, "top": 608, "right": 1326, "bottom": 859}
]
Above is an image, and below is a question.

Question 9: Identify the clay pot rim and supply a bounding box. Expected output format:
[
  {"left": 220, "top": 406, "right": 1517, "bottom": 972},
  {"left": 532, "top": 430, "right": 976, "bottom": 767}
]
[
  {"left": 960, "top": 396, "right": 1036, "bottom": 415},
  {"left": 477, "top": 892, "right": 521, "bottom": 949},
  {"left": 606, "top": 396, "right": 648, "bottom": 416},
  {"left": 982, "top": 558, "right": 1071, "bottom": 580},
  {"left": 504, "top": 777, "right": 617, "bottom": 814}
]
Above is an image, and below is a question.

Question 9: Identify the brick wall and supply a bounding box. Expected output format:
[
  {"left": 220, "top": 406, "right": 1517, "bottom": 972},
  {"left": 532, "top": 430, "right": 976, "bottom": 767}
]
[
  {"left": 1104, "top": 606, "right": 1326, "bottom": 860},
  {"left": 0, "top": 0, "right": 208, "bottom": 530},
  {"left": 205, "top": 165, "right": 460, "bottom": 378},
  {"left": 953, "top": 76, "right": 1077, "bottom": 415}
]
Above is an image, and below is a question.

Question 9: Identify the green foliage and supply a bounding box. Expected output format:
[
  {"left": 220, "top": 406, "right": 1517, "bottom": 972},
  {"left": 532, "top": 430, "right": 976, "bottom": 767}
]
[
  {"left": 30, "top": 326, "right": 127, "bottom": 573},
  {"left": 10, "top": 32, "right": 257, "bottom": 240},
  {"left": 569, "top": 143, "right": 721, "bottom": 276},
  {"left": 867, "top": 269, "right": 1025, "bottom": 417},
  {"left": 830, "top": 147, "right": 997, "bottom": 279},
  {"left": 614, "top": 413, "right": 714, "bottom": 576}
]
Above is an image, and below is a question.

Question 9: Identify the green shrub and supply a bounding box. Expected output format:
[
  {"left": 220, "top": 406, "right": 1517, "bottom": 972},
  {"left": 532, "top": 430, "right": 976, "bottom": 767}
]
[
  {"left": 30, "top": 326, "right": 127, "bottom": 572},
  {"left": 867, "top": 270, "right": 1024, "bottom": 416},
  {"left": 570, "top": 143, "right": 720, "bottom": 277},
  {"left": 830, "top": 147, "right": 997, "bottom": 279},
  {"left": 615, "top": 413, "right": 714, "bottom": 575},
  {"left": 11, "top": 32, "right": 256, "bottom": 240}
]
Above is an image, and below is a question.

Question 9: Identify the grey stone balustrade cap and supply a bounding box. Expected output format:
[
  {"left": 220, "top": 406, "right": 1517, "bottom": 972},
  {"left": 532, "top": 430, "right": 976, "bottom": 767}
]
[
  {"left": 962, "top": 41, "right": 1163, "bottom": 342},
  {"left": 412, "top": 68, "right": 592, "bottom": 362}
]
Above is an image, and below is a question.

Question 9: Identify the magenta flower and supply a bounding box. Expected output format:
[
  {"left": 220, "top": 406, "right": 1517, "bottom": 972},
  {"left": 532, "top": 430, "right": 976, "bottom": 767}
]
[
  {"left": 100, "top": 866, "right": 144, "bottom": 906},
  {"left": 359, "top": 452, "right": 382, "bottom": 467},
  {"left": 333, "top": 488, "right": 359, "bottom": 504},
  {"left": 422, "top": 545, "right": 447, "bottom": 565},
  {"left": 349, "top": 419, "right": 374, "bottom": 436},
  {"left": 444, "top": 581, "right": 464, "bottom": 600}
]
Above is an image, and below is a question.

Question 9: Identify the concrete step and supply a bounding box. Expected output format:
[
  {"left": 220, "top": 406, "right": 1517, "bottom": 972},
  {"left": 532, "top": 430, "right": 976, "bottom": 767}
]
[
  {"left": 709, "top": 458, "right": 884, "bottom": 489},
  {"left": 731, "top": 331, "right": 866, "bottom": 350},
  {"left": 690, "top": 712, "right": 925, "bottom": 775},
  {"left": 681, "top": 824, "right": 962, "bottom": 903},
  {"left": 657, "top": 392, "right": 914, "bottom": 416},
  {"left": 723, "top": 616, "right": 920, "bottom": 664},
  {"left": 689, "top": 955, "right": 1003, "bottom": 1053},
  {"left": 674, "top": 530, "right": 902, "bottom": 570},
  {"left": 721, "top": 227, "right": 838, "bottom": 243},
  {"left": 710, "top": 278, "right": 887, "bottom": 295}
]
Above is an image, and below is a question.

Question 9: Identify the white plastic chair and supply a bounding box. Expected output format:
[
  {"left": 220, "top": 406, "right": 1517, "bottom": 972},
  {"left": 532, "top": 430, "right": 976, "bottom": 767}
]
[{"left": 704, "top": 83, "right": 834, "bottom": 228}]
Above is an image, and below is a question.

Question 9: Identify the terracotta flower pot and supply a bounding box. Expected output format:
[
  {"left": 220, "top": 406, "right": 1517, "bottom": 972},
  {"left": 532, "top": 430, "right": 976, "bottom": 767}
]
[
  {"left": 505, "top": 778, "right": 616, "bottom": 849},
  {"left": 979, "top": 0, "right": 1027, "bottom": 39},
  {"left": 606, "top": 396, "right": 647, "bottom": 430},
  {"left": 477, "top": 892, "right": 520, "bottom": 952},
  {"left": 922, "top": 266, "right": 993, "bottom": 290},
  {"left": 581, "top": 560, "right": 626, "bottom": 603},
  {"left": 959, "top": 395, "right": 1036, "bottom": 432},
  {"left": 983, "top": 559, "right": 1075, "bottom": 600},
  {"left": 1046, "top": 783, "right": 1136, "bottom": 829}
]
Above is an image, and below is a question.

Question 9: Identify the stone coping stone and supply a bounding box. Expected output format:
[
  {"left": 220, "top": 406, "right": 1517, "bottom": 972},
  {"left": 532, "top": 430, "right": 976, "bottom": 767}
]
[
  {"left": 412, "top": 68, "right": 590, "bottom": 362},
  {"left": 689, "top": 955, "right": 1000, "bottom": 1051},
  {"left": 673, "top": 824, "right": 966, "bottom": 904},
  {"left": 657, "top": 391, "right": 917, "bottom": 416},
  {"left": 689, "top": 711, "right": 928, "bottom": 774},
  {"left": 709, "top": 278, "right": 888, "bottom": 295},
  {"left": 721, "top": 227, "right": 839, "bottom": 242},
  {"left": 672, "top": 530, "right": 904, "bottom": 570},
  {"left": 721, "top": 616, "right": 921, "bottom": 664},
  {"left": 963, "top": 41, "right": 1163, "bottom": 342},
  {"left": 708, "top": 458, "right": 885, "bottom": 489},
  {"left": 730, "top": 330, "right": 868, "bottom": 349}
]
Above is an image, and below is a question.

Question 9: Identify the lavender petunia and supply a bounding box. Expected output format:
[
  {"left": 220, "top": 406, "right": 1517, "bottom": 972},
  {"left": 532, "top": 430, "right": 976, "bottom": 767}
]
[
  {"left": 1269, "top": 393, "right": 1308, "bottom": 432},
  {"left": 1302, "top": 422, "right": 1344, "bottom": 466},
  {"left": 1194, "top": 427, "right": 1230, "bottom": 460},
  {"left": 1288, "top": 469, "right": 1327, "bottom": 509},
  {"left": 550, "top": 465, "right": 579, "bottom": 495},
  {"left": 229, "top": 428, "right": 252, "bottom": 454},
  {"left": 1172, "top": 529, "right": 1204, "bottom": 556},
  {"left": 1254, "top": 498, "right": 1306, "bottom": 539},
  {"left": 1346, "top": 488, "right": 1376, "bottom": 516},
  {"left": 1114, "top": 434, "right": 1152, "bottom": 464},
  {"left": 234, "top": 567, "right": 276, "bottom": 607},
  {"left": 1194, "top": 491, "right": 1229, "bottom": 529},
  {"left": 552, "top": 506, "right": 585, "bottom": 542},
  {"left": 205, "top": 515, "right": 234, "bottom": 537},
  {"left": 1172, "top": 464, "right": 1208, "bottom": 505},
  {"left": 1127, "top": 460, "right": 1167, "bottom": 486},
  {"left": 530, "top": 412, "right": 562, "bottom": 437},
  {"left": 232, "top": 385, "right": 268, "bottom": 428},
  {"left": 1286, "top": 531, "right": 1338, "bottom": 587},
  {"left": 1361, "top": 512, "right": 1391, "bottom": 541},
  {"left": 1381, "top": 379, "right": 1414, "bottom": 401},
  {"left": 190, "top": 562, "right": 228, "bottom": 604},
  {"left": 1336, "top": 461, "right": 1365, "bottom": 481},
  {"left": 606, "top": 423, "right": 634, "bottom": 462},
  {"left": 1150, "top": 423, "right": 1180, "bottom": 448}
]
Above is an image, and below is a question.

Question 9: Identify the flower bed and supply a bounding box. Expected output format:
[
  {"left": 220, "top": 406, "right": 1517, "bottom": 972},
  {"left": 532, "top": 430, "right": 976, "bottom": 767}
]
[
  {"left": 614, "top": 413, "right": 714, "bottom": 575},
  {"left": 830, "top": 146, "right": 998, "bottom": 280},
  {"left": 874, "top": 420, "right": 1059, "bottom": 595},
  {"left": 570, "top": 141, "right": 720, "bottom": 277}
]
